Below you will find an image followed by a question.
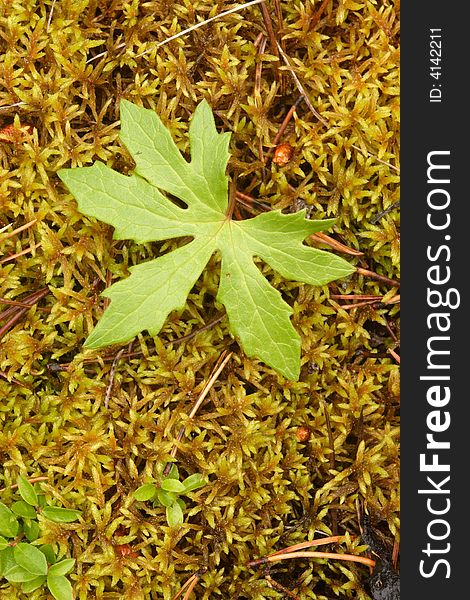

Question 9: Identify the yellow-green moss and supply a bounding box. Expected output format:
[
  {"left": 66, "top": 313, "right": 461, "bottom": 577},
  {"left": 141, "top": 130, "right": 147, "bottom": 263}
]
[{"left": 1, "top": 1, "right": 399, "bottom": 598}]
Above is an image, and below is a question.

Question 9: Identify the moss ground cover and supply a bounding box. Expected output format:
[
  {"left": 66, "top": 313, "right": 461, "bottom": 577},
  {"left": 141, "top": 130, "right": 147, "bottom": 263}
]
[{"left": 1, "top": 1, "right": 399, "bottom": 598}]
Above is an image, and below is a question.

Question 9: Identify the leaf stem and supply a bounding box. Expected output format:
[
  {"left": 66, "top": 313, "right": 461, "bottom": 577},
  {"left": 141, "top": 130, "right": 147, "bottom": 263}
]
[{"left": 226, "top": 174, "right": 238, "bottom": 219}]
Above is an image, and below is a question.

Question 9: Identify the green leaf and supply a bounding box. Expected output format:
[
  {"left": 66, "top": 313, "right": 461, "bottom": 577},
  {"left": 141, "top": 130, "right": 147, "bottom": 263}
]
[
  {"left": 18, "top": 476, "right": 38, "bottom": 506},
  {"left": 165, "top": 464, "right": 179, "bottom": 479},
  {"left": 42, "top": 506, "right": 81, "bottom": 523},
  {"left": 166, "top": 502, "right": 184, "bottom": 528},
  {"left": 0, "top": 536, "right": 9, "bottom": 551},
  {"left": 47, "top": 573, "right": 73, "bottom": 600},
  {"left": 58, "top": 100, "right": 354, "bottom": 380},
  {"left": 120, "top": 99, "right": 231, "bottom": 214},
  {"left": 21, "top": 575, "right": 47, "bottom": 592},
  {"left": 160, "top": 478, "right": 185, "bottom": 493},
  {"left": 11, "top": 500, "right": 37, "bottom": 519},
  {"left": 23, "top": 519, "right": 41, "bottom": 542},
  {"left": 48, "top": 558, "right": 75, "bottom": 577},
  {"left": 14, "top": 542, "right": 48, "bottom": 576},
  {"left": 0, "top": 546, "right": 15, "bottom": 577},
  {"left": 39, "top": 544, "right": 57, "bottom": 565},
  {"left": 4, "top": 564, "right": 40, "bottom": 583},
  {"left": 0, "top": 501, "right": 19, "bottom": 538},
  {"left": 181, "top": 473, "right": 206, "bottom": 493},
  {"left": 154, "top": 489, "right": 177, "bottom": 508},
  {"left": 133, "top": 483, "right": 157, "bottom": 502}
]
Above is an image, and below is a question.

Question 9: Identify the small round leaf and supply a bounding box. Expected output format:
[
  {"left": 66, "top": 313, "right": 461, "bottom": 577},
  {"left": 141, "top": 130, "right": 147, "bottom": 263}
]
[
  {"left": 42, "top": 506, "right": 81, "bottom": 523},
  {"left": 18, "top": 476, "right": 38, "bottom": 506},
  {"left": 23, "top": 519, "right": 41, "bottom": 543},
  {"left": 0, "top": 536, "right": 9, "bottom": 551},
  {"left": 4, "top": 564, "right": 41, "bottom": 583},
  {"left": 48, "top": 558, "right": 75, "bottom": 577},
  {"left": 165, "top": 464, "right": 179, "bottom": 479},
  {"left": 21, "top": 575, "right": 47, "bottom": 593},
  {"left": 0, "top": 546, "right": 16, "bottom": 578},
  {"left": 47, "top": 573, "right": 73, "bottom": 600},
  {"left": 0, "top": 501, "right": 19, "bottom": 538},
  {"left": 181, "top": 473, "right": 206, "bottom": 493},
  {"left": 133, "top": 483, "right": 157, "bottom": 502},
  {"left": 11, "top": 500, "right": 37, "bottom": 519},
  {"left": 14, "top": 542, "right": 48, "bottom": 576},
  {"left": 160, "top": 478, "right": 185, "bottom": 493},
  {"left": 166, "top": 502, "right": 184, "bottom": 528},
  {"left": 155, "top": 488, "right": 177, "bottom": 508},
  {"left": 39, "top": 544, "right": 57, "bottom": 565}
]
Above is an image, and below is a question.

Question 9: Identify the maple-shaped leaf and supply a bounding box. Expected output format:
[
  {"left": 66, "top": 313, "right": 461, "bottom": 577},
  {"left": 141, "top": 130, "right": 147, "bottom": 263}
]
[{"left": 58, "top": 100, "right": 354, "bottom": 380}]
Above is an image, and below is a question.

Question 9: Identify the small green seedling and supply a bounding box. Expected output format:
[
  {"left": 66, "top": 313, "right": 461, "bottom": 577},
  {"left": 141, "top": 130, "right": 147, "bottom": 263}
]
[
  {"left": 58, "top": 99, "right": 354, "bottom": 380},
  {"left": 134, "top": 465, "right": 205, "bottom": 528},
  {"left": 0, "top": 476, "right": 80, "bottom": 600}
]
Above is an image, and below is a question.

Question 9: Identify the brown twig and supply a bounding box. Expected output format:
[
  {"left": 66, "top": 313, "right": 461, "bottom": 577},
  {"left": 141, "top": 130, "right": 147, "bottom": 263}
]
[
  {"left": 272, "top": 97, "right": 302, "bottom": 148},
  {"left": 259, "top": 2, "right": 280, "bottom": 78},
  {"left": 104, "top": 348, "right": 126, "bottom": 408},
  {"left": 268, "top": 536, "right": 346, "bottom": 557},
  {"left": 322, "top": 401, "right": 337, "bottom": 534},
  {"left": 370, "top": 201, "right": 400, "bottom": 224},
  {"left": 384, "top": 317, "right": 398, "bottom": 342},
  {"left": 254, "top": 34, "right": 268, "bottom": 165},
  {"left": 171, "top": 567, "right": 207, "bottom": 600},
  {"left": 235, "top": 196, "right": 260, "bottom": 216},
  {"left": 311, "top": 0, "right": 332, "bottom": 29},
  {"left": 265, "top": 574, "right": 300, "bottom": 599},
  {"left": 0, "top": 102, "right": 26, "bottom": 111},
  {"left": 254, "top": 34, "right": 267, "bottom": 97},
  {"left": 0, "top": 242, "right": 40, "bottom": 265},
  {"left": 46, "top": 0, "right": 57, "bottom": 32},
  {"left": 235, "top": 191, "right": 271, "bottom": 212},
  {"left": 311, "top": 231, "right": 364, "bottom": 256},
  {"left": 252, "top": 550, "right": 376, "bottom": 568},
  {"left": 0, "top": 476, "right": 49, "bottom": 493},
  {"left": 332, "top": 299, "right": 380, "bottom": 311},
  {"left": 0, "top": 296, "right": 46, "bottom": 309},
  {"left": 0, "top": 371, "right": 32, "bottom": 389},
  {"left": 163, "top": 351, "right": 232, "bottom": 475},
  {"left": 351, "top": 144, "right": 400, "bottom": 173},
  {"left": 189, "top": 351, "right": 232, "bottom": 420},
  {"left": 392, "top": 537, "right": 400, "bottom": 569},
  {"left": 0, "top": 218, "right": 37, "bottom": 241},
  {"left": 331, "top": 293, "right": 399, "bottom": 310},
  {"left": 356, "top": 267, "right": 399, "bottom": 288},
  {"left": 330, "top": 294, "right": 382, "bottom": 301},
  {"left": 181, "top": 576, "right": 200, "bottom": 600},
  {"left": 171, "top": 573, "right": 199, "bottom": 600},
  {"left": 263, "top": 97, "right": 303, "bottom": 167},
  {"left": 387, "top": 348, "right": 400, "bottom": 364},
  {"left": 275, "top": 41, "right": 327, "bottom": 126},
  {"left": 0, "top": 287, "right": 49, "bottom": 317},
  {"left": 132, "top": 0, "right": 266, "bottom": 59},
  {"left": 0, "top": 288, "right": 49, "bottom": 339},
  {"left": 249, "top": 535, "right": 376, "bottom": 572},
  {"left": 272, "top": 0, "right": 284, "bottom": 41},
  {"left": 103, "top": 269, "right": 113, "bottom": 310}
]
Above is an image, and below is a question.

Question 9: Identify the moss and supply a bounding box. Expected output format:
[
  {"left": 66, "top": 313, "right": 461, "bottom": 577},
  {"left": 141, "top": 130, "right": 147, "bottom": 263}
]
[{"left": 1, "top": 1, "right": 399, "bottom": 598}]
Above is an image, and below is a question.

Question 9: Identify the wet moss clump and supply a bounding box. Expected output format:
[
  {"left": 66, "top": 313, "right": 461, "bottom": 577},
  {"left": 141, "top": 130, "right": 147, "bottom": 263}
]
[{"left": 1, "top": 1, "right": 399, "bottom": 599}]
